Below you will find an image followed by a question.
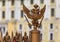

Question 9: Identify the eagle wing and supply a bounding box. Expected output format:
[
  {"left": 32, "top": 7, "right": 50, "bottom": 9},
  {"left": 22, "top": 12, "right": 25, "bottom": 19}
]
[
  {"left": 36, "top": 5, "right": 46, "bottom": 19},
  {"left": 23, "top": 4, "right": 33, "bottom": 19},
  {"left": 23, "top": 4, "right": 46, "bottom": 20}
]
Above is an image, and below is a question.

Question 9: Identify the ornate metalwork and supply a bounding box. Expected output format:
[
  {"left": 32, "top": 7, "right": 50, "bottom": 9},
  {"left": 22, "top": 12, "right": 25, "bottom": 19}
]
[{"left": 23, "top": 4, "right": 46, "bottom": 29}]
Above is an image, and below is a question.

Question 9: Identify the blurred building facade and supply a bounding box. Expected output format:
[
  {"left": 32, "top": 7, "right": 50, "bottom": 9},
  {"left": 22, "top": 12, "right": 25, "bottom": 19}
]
[{"left": 0, "top": 0, "right": 60, "bottom": 42}]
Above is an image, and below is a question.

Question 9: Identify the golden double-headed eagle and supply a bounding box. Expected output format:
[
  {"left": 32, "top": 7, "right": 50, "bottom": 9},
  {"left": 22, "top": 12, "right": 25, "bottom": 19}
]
[
  {"left": 23, "top": 4, "right": 46, "bottom": 29},
  {"left": 23, "top": 4, "right": 46, "bottom": 20}
]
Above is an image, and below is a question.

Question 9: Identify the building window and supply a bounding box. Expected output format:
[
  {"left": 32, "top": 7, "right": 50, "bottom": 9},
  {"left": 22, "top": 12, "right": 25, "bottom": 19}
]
[
  {"left": 39, "top": 24, "right": 42, "bottom": 29},
  {"left": 50, "top": 33, "right": 53, "bottom": 40},
  {"left": 20, "top": 24, "right": 22, "bottom": 30},
  {"left": 40, "top": 33, "right": 42, "bottom": 40},
  {"left": 21, "top": 0, "right": 24, "bottom": 5},
  {"left": 11, "top": 11, "right": 14, "bottom": 18},
  {"left": 30, "top": 0, "right": 34, "bottom": 4},
  {"left": 11, "top": 0, "right": 14, "bottom": 5},
  {"left": 3, "top": 27, "right": 5, "bottom": 33},
  {"left": 29, "top": 25, "right": 32, "bottom": 29},
  {"left": 51, "top": 0, "right": 55, "bottom": 3},
  {"left": 40, "top": 0, "right": 44, "bottom": 4},
  {"left": 50, "top": 23, "right": 53, "bottom": 29},
  {"left": 2, "top": 11, "right": 5, "bottom": 19},
  {"left": 21, "top": 10, "right": 23, "bottom": 18},
  {"left": 51, "top": 8, "right": 55, "bottom": 17},
  {"left": 2, "top": 0, "right": 5, "bottom": 6},
  {"left": 0, "top": 27, "right": 2, "bottom": 32}
]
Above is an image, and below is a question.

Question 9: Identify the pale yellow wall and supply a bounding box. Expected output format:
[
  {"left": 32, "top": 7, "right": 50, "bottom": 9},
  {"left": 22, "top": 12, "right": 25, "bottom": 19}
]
[{"left": 7, "top": 22, "right": 15, "bottom": 37}]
